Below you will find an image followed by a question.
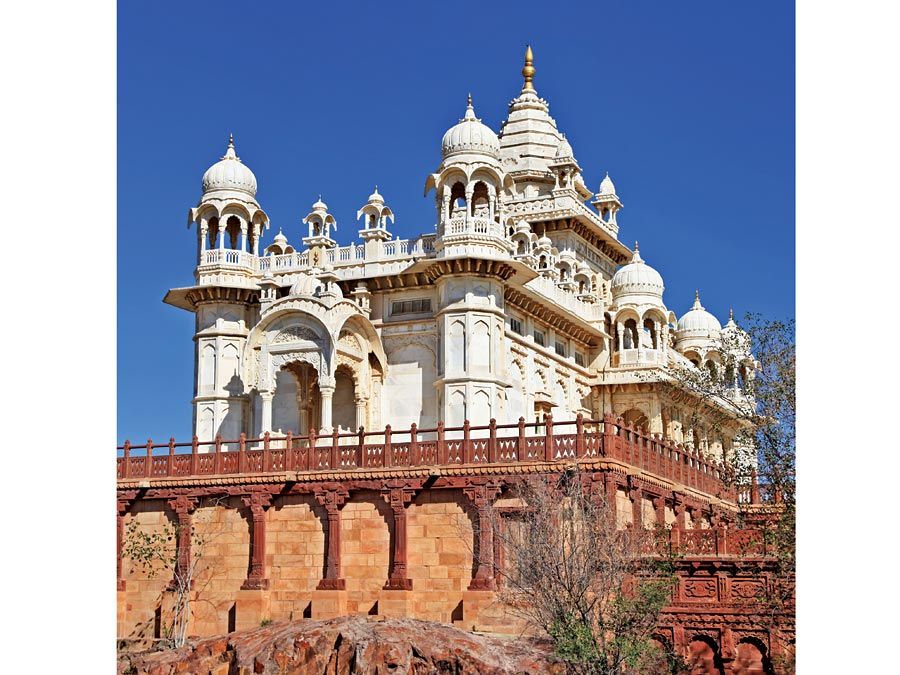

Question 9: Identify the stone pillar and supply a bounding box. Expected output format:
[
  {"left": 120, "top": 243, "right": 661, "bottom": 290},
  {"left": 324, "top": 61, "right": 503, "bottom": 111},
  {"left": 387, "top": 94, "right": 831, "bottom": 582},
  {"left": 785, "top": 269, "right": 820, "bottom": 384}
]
[
  {"left": 316, "top": 488, "right": 349, "bottom": 590},
  {"left": 653, "top": 495, "right": 666, "bottom": 527},
  {"left": 355, "top": 398, "right": 367, "bottom": 431},
  {"left": 199, "top": 223, "right": 208, "bottom": 265},
  {"left": 260, "top": 392, "right": 273, "bottom": 433},
  {"left": 465, "top": 185, "right": 474, "bottom": 223},
  {"left": 628, "top": 484, "right": 643, "bottom": 529},
  {"left": 382, "top": 488, "right": 415, "bottom": 590},
  {"left": 240, "top": 222, "right": 248, "bottom": 252},
  {"left": 616, "top": 322, "right": 624, "bottom": 353},
  {"left": 252, "top": 224, "right": 261, "bottom": 256},
  {"left": 464, "top": 485, "right": 502, "bottom": 590},
  {"left": 319, "top": 383, "right": 335, "bottom": 433},
  {"left": 166, "top": 496, "right": 198, "bottom": 590},
  {"left": 241, "top": 492, "right": 273, "bottom": 590}
]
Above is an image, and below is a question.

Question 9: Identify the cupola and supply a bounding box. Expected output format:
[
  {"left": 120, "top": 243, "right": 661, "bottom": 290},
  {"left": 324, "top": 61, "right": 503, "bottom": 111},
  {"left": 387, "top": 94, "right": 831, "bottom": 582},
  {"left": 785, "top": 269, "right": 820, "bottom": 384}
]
[
  {"left": 441, "top": 94, "right": 501, "bottom": 160},
  {"left": 201, "top": 134, "right": 258, "bottom": 198},
  {"left": 611, "top": 243, "right": 665, "bottom": 307}
]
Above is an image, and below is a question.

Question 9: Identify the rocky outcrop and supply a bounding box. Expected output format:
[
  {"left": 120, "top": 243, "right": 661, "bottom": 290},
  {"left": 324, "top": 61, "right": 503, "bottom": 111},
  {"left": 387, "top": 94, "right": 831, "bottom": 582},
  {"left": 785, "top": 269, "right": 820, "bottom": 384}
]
[{"left": 117, "top": 616, "right": 565, "bottom": 675}]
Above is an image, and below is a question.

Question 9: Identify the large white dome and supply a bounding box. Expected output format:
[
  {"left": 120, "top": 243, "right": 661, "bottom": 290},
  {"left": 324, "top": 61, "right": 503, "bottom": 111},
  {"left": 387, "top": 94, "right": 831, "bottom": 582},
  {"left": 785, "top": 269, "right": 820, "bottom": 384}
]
[
  {"left": 201, "top": 136, "right": 257, "bottom": 197},
  {"left": 441, "top": 97, "right": 500, "bottom": 159},
  {"left": 677, "top": 292, "right": 722, "bottom": 337},
  {"left": 611, "top": 245, "right": 664, "bottom": 303}
]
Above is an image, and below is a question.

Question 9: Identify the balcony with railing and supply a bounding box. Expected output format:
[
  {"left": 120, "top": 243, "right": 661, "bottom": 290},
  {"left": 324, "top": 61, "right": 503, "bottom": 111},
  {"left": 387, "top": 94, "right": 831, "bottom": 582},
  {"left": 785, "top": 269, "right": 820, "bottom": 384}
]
[
  {"left": 439, "top": 216, "right": 506, "bottom": 240},
  {"left": 525, "top": 275, "right": 603, "bottom": 322},
  {"left": 612, "top": 348, "right": 666, "bottom": 368},
  {"left": 117, "top": 414, "right": 742, "bottom": 502}
]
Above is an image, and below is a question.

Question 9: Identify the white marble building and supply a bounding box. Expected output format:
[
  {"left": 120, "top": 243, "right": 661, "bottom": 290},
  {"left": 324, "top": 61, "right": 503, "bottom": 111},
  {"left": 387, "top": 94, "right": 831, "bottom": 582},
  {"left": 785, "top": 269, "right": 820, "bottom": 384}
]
[{"left": 165, "top": 48, "right": 756, "bottom": 461}]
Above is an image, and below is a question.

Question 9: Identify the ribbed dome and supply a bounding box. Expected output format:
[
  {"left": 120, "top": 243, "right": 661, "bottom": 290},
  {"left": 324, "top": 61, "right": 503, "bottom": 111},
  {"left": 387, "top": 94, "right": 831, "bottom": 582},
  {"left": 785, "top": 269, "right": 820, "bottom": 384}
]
[
  {"left": 441, "top": 96, "right": 500, "bottom": 159},
  {"left": 611, "top": 245, "right": 664, "bottom": 302},
  {"left": 599, "top": 172, "right": 616, "bottom": 196},
  {"left": 289, "top": 272, "right": 321, "bottom": 297},
  {"left": 272, "top": 229, "right": 288, "bottom": 246},
  {"left": 367, "top": 186, "right": 384, "bottom": 204},
  {"left": 201, "top": 135, "right": 257, "bottom": 197},
  {"left": 677, "top": 292, "right": 722, "bottom": 336}
]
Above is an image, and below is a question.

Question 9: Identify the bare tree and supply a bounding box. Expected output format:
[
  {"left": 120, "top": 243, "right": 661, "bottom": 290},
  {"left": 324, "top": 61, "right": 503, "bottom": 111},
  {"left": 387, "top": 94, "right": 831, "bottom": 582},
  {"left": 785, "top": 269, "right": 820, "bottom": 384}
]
[
  {"left": 491, "top": 471, "right": 681, "bottom": 674},
  {"left": 122, "top": 497, "right": 227, "bottom": 647}
]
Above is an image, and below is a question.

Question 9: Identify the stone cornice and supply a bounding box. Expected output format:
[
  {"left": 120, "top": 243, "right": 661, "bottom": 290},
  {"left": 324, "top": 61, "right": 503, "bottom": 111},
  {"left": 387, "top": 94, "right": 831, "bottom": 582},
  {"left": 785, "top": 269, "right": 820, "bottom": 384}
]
[
  {"left": 504, "top": 286, "right": 602, "bottom": 346},
  {"left": 164, "top": 285, "right": 260, "bottom": 311}
]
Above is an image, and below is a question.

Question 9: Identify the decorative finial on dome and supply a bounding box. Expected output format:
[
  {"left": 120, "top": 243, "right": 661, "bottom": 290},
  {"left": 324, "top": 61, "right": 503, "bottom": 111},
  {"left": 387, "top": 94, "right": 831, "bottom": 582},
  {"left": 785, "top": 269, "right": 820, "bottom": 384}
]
[
  {"left": 634, "top": 241, "right": 639, "bottom": 251},
  {"left": 522, "top": 45, "right": 535, "bottom": 91},
  {"left": 462, "top": 93, "right": 477, "bottom": 121},
  {"left": 222, "top": 133, "right": 238, "bottom": 160},
  {"left": 693, "top": 290, "right": 704, "bottom": 310},
  {"left": 630, "top": 241, "right": 643, "bottom": 264},
  {"left": 729, "top": 307, "right": 734, "bottom": 321}
]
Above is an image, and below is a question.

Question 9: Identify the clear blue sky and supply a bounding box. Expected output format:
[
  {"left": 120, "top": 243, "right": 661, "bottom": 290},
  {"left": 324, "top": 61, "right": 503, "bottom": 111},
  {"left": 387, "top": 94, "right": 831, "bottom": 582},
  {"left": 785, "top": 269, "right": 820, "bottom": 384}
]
[{"left": 118, "top": 0, "right": 795, "bottom": 442}]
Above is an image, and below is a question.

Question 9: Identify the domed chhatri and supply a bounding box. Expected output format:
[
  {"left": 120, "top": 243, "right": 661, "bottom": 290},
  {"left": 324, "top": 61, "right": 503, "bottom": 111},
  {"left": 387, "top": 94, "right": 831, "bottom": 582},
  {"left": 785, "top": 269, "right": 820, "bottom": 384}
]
[
  {"left": 441, "top": 94, "right": 501, "bottom": 159},
  {"left": 677, "top": 291, "right": 723, "bottom": 337},
  {"left": 201, "top": 134, "right": 258, "bottom": 197},
  {"left": 599, "top": 172, "right": 617, "bottom": 196},
  {"left": 611, "top": 243, "right": 665, "bottom": 304}
]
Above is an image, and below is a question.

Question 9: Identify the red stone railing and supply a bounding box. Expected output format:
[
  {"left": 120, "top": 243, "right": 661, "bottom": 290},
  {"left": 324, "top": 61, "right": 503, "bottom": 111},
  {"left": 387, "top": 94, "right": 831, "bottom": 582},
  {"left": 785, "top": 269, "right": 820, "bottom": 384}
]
[{"left": 117, "top": 413, "right": 738, "bottom": 499}]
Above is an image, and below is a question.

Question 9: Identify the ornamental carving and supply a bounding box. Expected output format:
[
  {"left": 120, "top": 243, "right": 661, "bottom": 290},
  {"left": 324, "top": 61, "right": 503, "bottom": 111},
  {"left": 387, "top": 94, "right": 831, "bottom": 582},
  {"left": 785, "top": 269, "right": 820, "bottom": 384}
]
[
  {"left": 683, "top": 579, "right": 718, "bottom": 600},
  {"left": 731, "top": 580, "right": 765, "bottom": 601},
  {"left": 338, "top": 330, "right": 362, "bottom": 354},
  {"left": 270, "top": 351, "right": 325, "bottom": 376},
  {"left": 383, "top": 334, "right": 437, "bottom": 368},
  {"left": 273, "top": 326, "right": 319, "bottom": 344}
]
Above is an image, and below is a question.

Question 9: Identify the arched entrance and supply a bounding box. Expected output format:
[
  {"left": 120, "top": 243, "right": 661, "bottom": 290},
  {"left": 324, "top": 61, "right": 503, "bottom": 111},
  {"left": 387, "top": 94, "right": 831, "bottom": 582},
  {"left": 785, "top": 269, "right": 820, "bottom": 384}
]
[{"left": 271, "top": 360, "right": 320, "bottom": 435}]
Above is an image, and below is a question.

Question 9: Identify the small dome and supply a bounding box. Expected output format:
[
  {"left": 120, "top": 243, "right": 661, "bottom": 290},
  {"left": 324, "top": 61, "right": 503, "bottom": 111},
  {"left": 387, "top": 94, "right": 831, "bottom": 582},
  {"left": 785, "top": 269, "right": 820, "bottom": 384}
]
[
  {"left": 441, "top": 95, "right": 500, "bottom": 159},
  {"left": 289, "top": 272, "right": 321, "bottom": 297},
  {"left": 201, "top": 135, "right": 257, "bottom": 197},
  {"left": 611, "top": 244, "right": 664, "bottom": 302},
  {"left": 367, "top": 186, "right": 384, "bottom": 204},
  {"left": 272, "top": 229, "right": 288, "bottom": 246},
  {"left": 536, "top": 234, "right": 553, "bottom": 249},
  {"left": 555, "top": 135, "right": 574, "bottom": 159},
  {"left": 722, "top": 309, "right": 751, "bottom": 349},
  {"left": 677, "top": 292, "right": 722, "bottom": 336},
  {"left": 311, "top": 196, "right": 328, "bottom": 211},
  {"left": 599, "top": 172, "right": 616, "bottom": 196}
]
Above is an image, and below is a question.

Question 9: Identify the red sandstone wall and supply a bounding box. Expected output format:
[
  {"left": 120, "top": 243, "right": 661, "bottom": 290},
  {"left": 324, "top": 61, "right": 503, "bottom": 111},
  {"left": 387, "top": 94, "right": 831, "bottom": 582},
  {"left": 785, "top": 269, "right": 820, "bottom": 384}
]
[
  {"left": 266, "top": 495, "right": 325, "bottom": 621},
  {"left": 190, "top": 499, "right": 250, "bottom": 635},
  {"left": 406, "top": 489, "right": 474, "bottom": 621},
  {"left": 341, "top": 492, "right": 391, "bottom": 614},
  {"left": 121, "top": 499, "right": 175, "bottom": 638}
]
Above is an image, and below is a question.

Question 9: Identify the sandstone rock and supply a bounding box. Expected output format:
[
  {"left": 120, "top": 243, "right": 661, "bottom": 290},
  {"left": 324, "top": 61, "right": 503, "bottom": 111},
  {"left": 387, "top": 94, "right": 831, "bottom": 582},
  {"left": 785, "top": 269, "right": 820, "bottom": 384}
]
[{"left": 117, "top": 616, "right": 565, "bottom": 675}]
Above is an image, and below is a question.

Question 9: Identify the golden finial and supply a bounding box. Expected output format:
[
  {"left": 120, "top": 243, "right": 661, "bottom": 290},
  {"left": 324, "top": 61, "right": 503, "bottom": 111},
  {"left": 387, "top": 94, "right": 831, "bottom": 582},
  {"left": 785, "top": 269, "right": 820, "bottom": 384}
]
[{"left": 522, "top": 45, "right": 535, "bottom": 91}]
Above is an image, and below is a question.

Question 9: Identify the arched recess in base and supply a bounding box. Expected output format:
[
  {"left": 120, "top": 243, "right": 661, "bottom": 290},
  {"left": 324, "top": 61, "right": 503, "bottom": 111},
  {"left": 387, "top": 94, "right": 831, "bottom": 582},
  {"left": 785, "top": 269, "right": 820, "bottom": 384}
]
[
  {"left": 733, "top": 637, "right": 773, "bottom": 675},
  {"left": 687, "top": 635, "right": 724, "bottom": 675}
]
